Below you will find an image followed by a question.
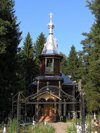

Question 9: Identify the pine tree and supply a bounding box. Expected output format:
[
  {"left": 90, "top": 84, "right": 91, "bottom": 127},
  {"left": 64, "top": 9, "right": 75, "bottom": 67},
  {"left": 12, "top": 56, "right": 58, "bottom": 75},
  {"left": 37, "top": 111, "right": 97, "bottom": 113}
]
[
  {"left": 35, "top": 32, "right": 46, "bottom": 56},
  {"left": 60, "top": 52, "right": 68, "bottom": 75},
  {"left": 0, "top": 0, "right": 22, "bottom": 120},
  {"left": 34, "top": 32, "right": 46, "bottom": 75},
  {"left": 67, "top": 45, "right": 81, "bottom": 82},
  {"left": 77, "top": 51, "right": 83, "bottom": 81},
  {"left": 21, "top": 32, "right": 35, "bottom": 96},
  {"left": 22, "top": 32, "right": 34, "bottom": 59},
  {"left": 81, "top": 0, "right": 100, "bottom": 111}
]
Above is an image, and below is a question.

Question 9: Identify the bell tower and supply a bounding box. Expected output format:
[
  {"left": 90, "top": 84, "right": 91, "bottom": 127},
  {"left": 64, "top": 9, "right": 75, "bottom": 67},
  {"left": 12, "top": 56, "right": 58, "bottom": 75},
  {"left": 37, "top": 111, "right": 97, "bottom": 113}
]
[{"left": 39, "top": 13, "right": 62, "bottom": 76}]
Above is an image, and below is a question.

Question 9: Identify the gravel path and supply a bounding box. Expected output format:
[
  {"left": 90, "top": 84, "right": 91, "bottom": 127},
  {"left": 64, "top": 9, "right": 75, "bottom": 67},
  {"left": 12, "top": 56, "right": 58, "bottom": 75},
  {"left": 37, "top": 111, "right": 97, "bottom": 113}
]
[{"left": 52, "top": 122, "right": 72, "bottom": 133}]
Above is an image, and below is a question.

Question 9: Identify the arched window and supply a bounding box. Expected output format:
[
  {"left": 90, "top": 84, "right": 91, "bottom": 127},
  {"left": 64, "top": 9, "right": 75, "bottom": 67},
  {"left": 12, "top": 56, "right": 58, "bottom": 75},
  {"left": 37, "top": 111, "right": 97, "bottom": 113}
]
[{"left": 45, "top": 58, "right": 54, "bottom": 72}]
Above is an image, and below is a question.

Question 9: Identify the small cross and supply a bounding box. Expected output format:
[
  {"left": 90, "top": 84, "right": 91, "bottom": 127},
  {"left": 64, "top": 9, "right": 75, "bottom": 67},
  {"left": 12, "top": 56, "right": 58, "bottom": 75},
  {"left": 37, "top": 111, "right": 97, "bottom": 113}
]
[
  {"left": 49, "top": 13, "right": 54, "bottom": 22},
  {"left": 54, "top": 38, "right": 57, "bottom": 42}
]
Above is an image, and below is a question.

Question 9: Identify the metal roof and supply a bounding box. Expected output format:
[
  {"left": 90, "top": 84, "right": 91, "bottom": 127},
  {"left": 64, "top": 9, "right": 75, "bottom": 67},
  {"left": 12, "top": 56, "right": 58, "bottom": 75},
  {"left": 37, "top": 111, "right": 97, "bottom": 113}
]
[
  {"left": 61, "top": 73, "right": 77, "bottom": 86},
  {"left": 42, "top": 13, "right": 59, "bottom": 55},
  {"left": 35, "top": 75, "right": 63, "bottom": 81},
  {"left": 31, "top": 73, "right": 77, "bottom": 86}
]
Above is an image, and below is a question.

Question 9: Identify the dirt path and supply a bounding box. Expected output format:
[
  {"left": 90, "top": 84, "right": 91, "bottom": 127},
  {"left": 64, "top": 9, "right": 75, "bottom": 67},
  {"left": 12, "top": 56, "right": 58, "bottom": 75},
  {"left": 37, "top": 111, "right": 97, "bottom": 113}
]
[{"left": 52, "top": 122, "right": 72, "bottom": 133}]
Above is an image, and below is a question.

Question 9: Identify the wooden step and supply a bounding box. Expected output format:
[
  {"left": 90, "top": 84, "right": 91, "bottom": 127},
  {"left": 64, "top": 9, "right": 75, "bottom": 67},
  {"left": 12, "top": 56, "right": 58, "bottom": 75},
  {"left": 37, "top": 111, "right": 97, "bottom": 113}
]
[
  {"left": 39, "top": 116, "right": 54, "bottom": 122},
  {"left": 39, "top": 116, "right": 45, "bottom": 123},
  {"left": 44, "top": 116, "right": 54, "bottom": 122}
]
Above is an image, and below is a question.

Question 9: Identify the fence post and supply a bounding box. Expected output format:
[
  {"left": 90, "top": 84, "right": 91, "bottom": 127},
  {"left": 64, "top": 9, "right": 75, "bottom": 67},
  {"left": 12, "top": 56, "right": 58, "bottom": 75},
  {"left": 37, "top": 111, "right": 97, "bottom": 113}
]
[
  {"left": 80, "top": 91, "right": 85, "bottom": 133},
  {"left": 78, "top": 80, "right": 85, "bottom": 133},
  {"left": 17, "top": 92, "right": 21, "bottom": 133}
]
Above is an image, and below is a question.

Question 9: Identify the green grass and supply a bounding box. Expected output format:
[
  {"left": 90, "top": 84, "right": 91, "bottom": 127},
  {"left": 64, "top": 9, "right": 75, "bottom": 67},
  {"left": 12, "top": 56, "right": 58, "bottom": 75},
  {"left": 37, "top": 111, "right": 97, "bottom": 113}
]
[
  {"left": 1, "top": 119, "right": 55, "bottom": 133},
  {"left": 66, "top": 115, "right": 95, "bottom": 133},
  {"left": 67, "top": 119, "right": 76, "bottom": 133},
  {"left": 20, "top": 123, "right": 55, "bottom": 133},
  {"left": 67, "top": 124, "right": 76, "bottom": 133}
]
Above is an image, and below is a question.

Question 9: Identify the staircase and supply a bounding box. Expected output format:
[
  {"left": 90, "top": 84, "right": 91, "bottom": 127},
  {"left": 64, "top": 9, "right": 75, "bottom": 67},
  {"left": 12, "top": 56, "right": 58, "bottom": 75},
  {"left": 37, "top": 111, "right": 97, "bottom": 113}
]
[
  {"left": 39, "top": 104, "right": 54, "bottom": 122},
  {"left": 44, "top": 116, "right": 54, "bottom": 122},
  {"left": 39, "top": 116, "right": 45, "bottom": 122},
  {"left": 39, "top": 116, "right": 54, "bottom": 122}
]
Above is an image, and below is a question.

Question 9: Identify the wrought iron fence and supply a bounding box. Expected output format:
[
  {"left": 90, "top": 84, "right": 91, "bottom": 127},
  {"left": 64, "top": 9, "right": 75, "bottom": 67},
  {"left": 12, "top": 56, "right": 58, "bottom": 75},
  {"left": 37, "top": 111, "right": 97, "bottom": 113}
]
[
  {"left": 0, "top": 113, "right": 100, "bottom": 133},
  {"left": 1, "top": 91, "right": 100, "bottom": 133}
]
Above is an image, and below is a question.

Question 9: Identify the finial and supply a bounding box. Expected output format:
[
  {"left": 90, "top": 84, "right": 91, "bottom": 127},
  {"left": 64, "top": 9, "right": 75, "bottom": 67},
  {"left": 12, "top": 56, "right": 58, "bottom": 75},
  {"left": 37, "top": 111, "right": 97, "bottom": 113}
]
[
  {"left": 49, "top": 13, "right": 54, "bottom": 22},
  {"left": 48, "top": 13, "right": 55, "bottom": 34}
]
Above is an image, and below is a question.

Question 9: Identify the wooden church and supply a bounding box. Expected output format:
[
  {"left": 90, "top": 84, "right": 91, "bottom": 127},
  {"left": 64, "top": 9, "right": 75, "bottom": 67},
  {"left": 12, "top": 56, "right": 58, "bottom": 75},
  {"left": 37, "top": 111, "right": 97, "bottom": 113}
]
[{"left": 26, "top": 13, "right": 79, "bottom": 122}]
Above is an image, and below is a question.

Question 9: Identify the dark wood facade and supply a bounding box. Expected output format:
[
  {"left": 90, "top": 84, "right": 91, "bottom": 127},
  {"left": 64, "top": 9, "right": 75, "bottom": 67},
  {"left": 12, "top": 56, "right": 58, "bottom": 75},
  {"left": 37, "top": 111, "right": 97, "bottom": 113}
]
[
  {"left": 39, "top": 54, "right": 62, "bottom": 76},
  {"left": 26, "top": 53, "right": 78, "bottom": 122},
  {"left": 24, "top": 52, "right": 80, "bottom": 123}
]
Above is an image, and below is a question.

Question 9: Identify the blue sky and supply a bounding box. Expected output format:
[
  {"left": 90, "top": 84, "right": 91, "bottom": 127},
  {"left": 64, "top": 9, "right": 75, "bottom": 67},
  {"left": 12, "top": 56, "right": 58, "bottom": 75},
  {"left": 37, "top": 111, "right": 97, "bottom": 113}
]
[{"left": 15, "top": 0, "right": 94, "bottom": 57}]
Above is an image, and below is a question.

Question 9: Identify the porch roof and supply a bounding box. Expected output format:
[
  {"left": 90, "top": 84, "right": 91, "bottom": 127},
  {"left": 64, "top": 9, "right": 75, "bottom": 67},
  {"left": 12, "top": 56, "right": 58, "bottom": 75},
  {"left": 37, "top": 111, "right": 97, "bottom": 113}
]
[{"left": 31, "top": 91, "right": 61, "bottom": 101}]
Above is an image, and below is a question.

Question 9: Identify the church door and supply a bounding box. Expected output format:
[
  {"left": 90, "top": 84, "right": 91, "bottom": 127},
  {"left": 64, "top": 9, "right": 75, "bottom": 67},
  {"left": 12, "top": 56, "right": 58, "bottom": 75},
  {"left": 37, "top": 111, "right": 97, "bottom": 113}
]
[{"left": 43, "top": 104, "right": 54, "bottom": 116}]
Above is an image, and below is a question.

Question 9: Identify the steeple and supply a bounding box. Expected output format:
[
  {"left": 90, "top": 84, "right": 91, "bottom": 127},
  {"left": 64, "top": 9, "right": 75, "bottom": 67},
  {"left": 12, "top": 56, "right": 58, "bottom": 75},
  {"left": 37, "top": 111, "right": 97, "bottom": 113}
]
[{"left": 42, "top": 13, "right": 59, "bottom": 55}]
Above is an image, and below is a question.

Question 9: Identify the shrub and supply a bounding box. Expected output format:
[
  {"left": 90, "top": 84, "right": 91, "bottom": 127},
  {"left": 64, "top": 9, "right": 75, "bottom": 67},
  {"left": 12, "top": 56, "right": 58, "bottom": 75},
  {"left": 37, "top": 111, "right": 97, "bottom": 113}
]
[
  {"left": 67, "top": 122, "right": 76, "bottom": 133},
  {"left": 9, "top": 119, "right": 17, "bottom": 133}
]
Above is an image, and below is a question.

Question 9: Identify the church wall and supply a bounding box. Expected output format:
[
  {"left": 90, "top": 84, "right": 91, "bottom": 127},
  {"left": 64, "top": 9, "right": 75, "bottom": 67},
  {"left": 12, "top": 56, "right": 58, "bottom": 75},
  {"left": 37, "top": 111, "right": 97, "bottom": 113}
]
[
  {"left": 63, "top": 86, "right": 73, "bottom": 95},
  {"left": 54, "top": 58, "right": 60, "bottom": 74}
]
